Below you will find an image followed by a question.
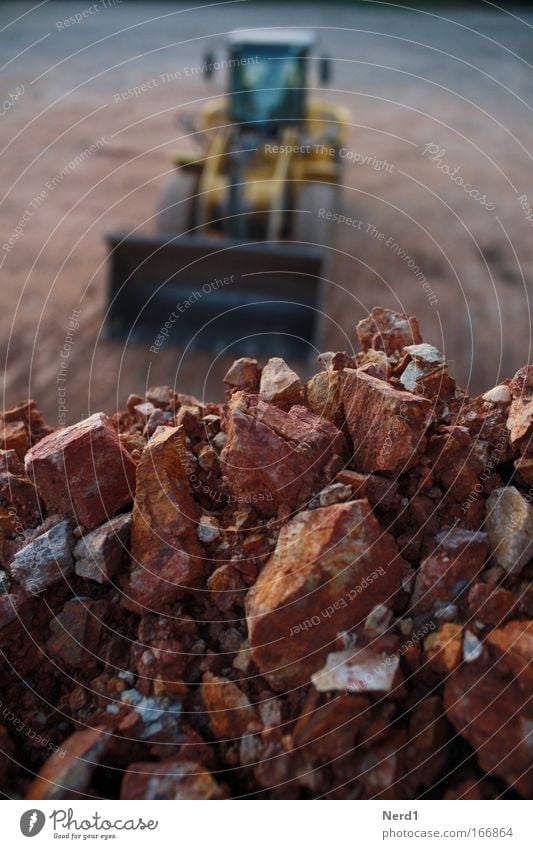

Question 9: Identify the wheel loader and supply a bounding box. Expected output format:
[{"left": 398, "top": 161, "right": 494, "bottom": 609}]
[{"left": 105, "top": 29, "right": 349, "bottom": 359}]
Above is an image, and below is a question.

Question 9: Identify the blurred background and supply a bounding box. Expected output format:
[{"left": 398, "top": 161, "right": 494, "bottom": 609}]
[{"left": 1, "top": 0, "right": 533, "bottom": 424}]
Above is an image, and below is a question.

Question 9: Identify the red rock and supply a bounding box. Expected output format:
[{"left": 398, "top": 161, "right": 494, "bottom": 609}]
[
  {"left": 507, "top": 365, "right": 533, "bottom": 446},
  {"left": 305, "top": 370, "right": 343, "bottom": 424},
  {"left": 358, "top": 730, "right": 407, "bottom": 798},
  {"left": 342, "top": 369, "right": 431, "bottom": 473},
  {"left": 146, "top": 385, "right": 176, "bottom": 409},
  {"left": 246, "top": 499, "right": 409, "bottom": 689},
  {"left": 2, "top": 399, "right": 51, "bottom": 443},
  {"left": 127, "top": 426, "right": 204, "bottom": 609},
  {"left": 485, "top": 620, "right": 533, "bottom": 690},
  {"left": 0, "top": 592, "right": 25, "bottom": 643},
  {"left": 118, "top": 690, "right": 182, "bottom": 742},
  {"left": 25, "top": 412, "right": 136, "bottom": 531},
  {"left": 405, "top": 696, "right": 449, "bottom": 793},
  {"left": 514, "top": 455, "right": 533, "bottom": 486},
  {"left": 221, "top": 392, "right": 347, "bottom": 517},
  {"left": 201, "top": 672, "right": 259, "bottom": 738},
  {"left": 292, "top": 690, "right": 370, "bottom": 762},
  {"left": 335, "top": 469, "right": 369, "bottom": 497},
  {"left": 411, "top": 528, "right": 488, "bottom": 615},
  {"left": 427, "top": 426, "right": 484, "bottom": 503},
  {"left": 25, "top": 727, "right": 108, "bottom": 799},
  {"left": 356, "top": 307, "right": 422, "bottom": 359},
  {"left": 400, "top": 344, "right": 456, "bottom": 401},
  {"left": 444, "top": 658, "right": 532, "bottom": 796},
  {"left": 0, "top": 420, "right": 28, "bottom": 458},
  {"left": 424, "top": 623, "right": 463, "bottom": 673},
  {"left": 8, "top": 520, "right": 74, "bottom": 594},
  {"left": 259, "top": 357, "right": 302, "bottom": 407},
  {"left": 121, "top": 759, "right": 225, "bottom": 799},
  {"left": 466, "top": 583, "right": 518, "bottom": 627},
  {"left": 46, "top": 598, "right": 108, "bottom": 669},
  {"left": 0, "top": 463, "right": 42, "bottom": 535},
  {"left": 73, "top": 513, "right": 131, "bottom": 583},
  {"left": 485, "top": 486, "right": 533, "bottom": 575},
  {"left": 223, "top": 357, "right": 260, "bottom": 393},
  {"left": 311, "top": 648, "right": 402, "bottom": 695}
]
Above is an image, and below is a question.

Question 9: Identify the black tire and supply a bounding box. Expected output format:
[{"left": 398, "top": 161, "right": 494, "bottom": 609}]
[
  {"left": 156, "top": 172, "right": 197, "bottom": 236},
  {"left": 290, "top": 182, "right": 341, "bottom": 249}
]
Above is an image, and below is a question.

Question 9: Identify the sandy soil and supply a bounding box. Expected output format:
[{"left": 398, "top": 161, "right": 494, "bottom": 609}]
[{"left": 1, "top": 1, "right": 533, "bottom": 425}]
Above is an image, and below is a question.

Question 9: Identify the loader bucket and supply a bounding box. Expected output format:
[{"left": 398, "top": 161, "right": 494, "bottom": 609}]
[{"left": 104, "top": 233, "right": 326, "bottom": 360}]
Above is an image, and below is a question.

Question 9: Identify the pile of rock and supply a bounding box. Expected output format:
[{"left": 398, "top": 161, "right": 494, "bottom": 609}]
[{"left": 1, "top": 307, "right": 531, "bottom": 799}]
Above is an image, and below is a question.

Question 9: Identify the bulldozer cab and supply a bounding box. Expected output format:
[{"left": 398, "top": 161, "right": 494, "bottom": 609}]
[
  {"left": 105, "top": 29, "right": 346, "bottom": 361},
  {"left": 227, "top": 30, "right": 314, "bottom": 130}
]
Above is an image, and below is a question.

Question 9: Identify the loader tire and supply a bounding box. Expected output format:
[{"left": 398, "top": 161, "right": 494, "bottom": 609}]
[
  {"left": 156, "top": 172, "right": 197, "bottom": 236},
  {"left": 291, "top": 182, "right": 341, "bottom": 250}
]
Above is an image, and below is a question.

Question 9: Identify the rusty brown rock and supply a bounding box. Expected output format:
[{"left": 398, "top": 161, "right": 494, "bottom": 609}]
[
  {"left": 0, "top": 420, "right": 29, "bottom": 458},
  {"left": 73, "top": 513, "right": 131, "bottom": 583},
  {"left": 405, "top": 696, "right": 450, "bottom": 794},
  {"left": 507, "top": 365, "right": 533, "bottom": 446},
  {"left": 485, "top": 620, "right": 533, "bottom": 690},
  {"left": 0, "top": 459, "right": 42, "bottom": 535},
  {"left": 311, "top": 647, "right": 402, "bottom": 695},
  {"left": 46, "top": 598, "right": 107, "bottom": 669},
  {"left": 246, "top": 499, "right": 409, "bottom": 689},
  {"left": 259, "top": 357, "right": 302, "bottom": 407},
  {"left": 221, "top": 392, "right": 347, "bottom": 517},
  {"left": 305, "top": 369, "right": 343, "bottom": 424},
  {"left": 223, "top": 357, "right": 260, "bottom": 393},
  {"left": 424, "top": 623, "right": 463, "bottom": 674},
  {"left": 342, "top": 369, "right": 431, "bottom": 473},
  {"left": 127, "top": 426, "right": 204, "bottom": 609},
  {"left": 400, "top": 344, "right": 456, "bottom": 401},
  {"left": 25, "top": 727, "right": 108, "bottom": 800},
  {"left": 8, "top": 520, "right": 74, "bottom": 595},
  {"left": 201, "top": 672, "right": 259, "bottom": 738},
  {"left": 25, "top": 412, "right": 136, "bottom": 531},
  {"left": 466, "top": 583, "right": 518, "bottom": 627},
  {"left": 411, "top": 528, "right": 488, "bottom": 615},
  {"left": 485, "top": 486, "right": 533, "bottom": 574},
  {"left": 444, "top": 658, "right": 533, "bottom": 796},
  {"left": 121, "top": 759, "right": 225, "bottom": 799},
  {"left": 356, "top": 307, "right": 422, "bottom": 359}
]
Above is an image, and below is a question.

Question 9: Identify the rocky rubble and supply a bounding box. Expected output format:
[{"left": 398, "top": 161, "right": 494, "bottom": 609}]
[{"left": 0, "top": 306, "right": 531, "bottom": 800}]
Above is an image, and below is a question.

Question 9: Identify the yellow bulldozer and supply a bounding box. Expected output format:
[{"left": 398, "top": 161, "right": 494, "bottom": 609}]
[{"left": 106, "top": 29, "right": 349, "bottom": 359}]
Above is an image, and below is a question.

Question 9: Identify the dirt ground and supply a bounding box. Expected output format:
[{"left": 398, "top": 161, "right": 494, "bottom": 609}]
[{"left": 1, "top": 1, "right": 533, "bottom": 426}]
